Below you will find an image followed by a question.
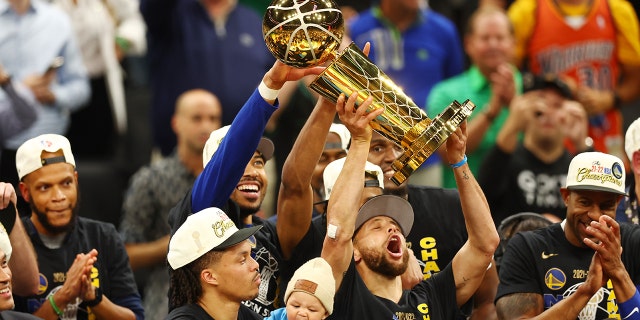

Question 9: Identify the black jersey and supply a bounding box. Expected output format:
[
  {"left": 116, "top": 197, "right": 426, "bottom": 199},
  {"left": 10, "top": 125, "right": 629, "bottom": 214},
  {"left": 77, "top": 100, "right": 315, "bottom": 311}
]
[
  {"left": 479, "top": 145, "right": 571, "bottom": 225},
  {"left": 166, "top": 303, "right": 261, "bottom": 320},
  {"left": 14, "top": 217, "right": 143, "bottom": 319},
  {"left": 329, "top": 259, "right": 458, "bottom": 320},
  {"left": 497, "top": 223, "right": 640, "bottom": 319}
]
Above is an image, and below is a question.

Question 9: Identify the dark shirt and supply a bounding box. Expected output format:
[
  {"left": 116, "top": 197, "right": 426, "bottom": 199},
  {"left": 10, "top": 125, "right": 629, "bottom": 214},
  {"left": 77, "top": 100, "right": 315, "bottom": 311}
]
[
  {"left": 479, "top": 144, "right": 570, "bottom": 225},
  {"left": 141, "top": 0, "right": 273, "bottom": 153},
  {"left": 329, "top": 259, "right": 457, "bottom": 319},
  {"left": 497, "top": 223, "right": 640, "bottom": 318},
  {"left": 14, "top": 217, "right": 143, "bottom": 320},
  {"left": 166, "top": 303, "right": 261, "bottom": 320}
]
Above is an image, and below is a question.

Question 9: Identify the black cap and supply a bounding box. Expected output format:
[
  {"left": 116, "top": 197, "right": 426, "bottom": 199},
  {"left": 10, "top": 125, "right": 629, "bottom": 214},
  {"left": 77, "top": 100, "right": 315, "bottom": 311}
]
[{"left": 522, "top": 72, "right": 573, "bottom": 99}]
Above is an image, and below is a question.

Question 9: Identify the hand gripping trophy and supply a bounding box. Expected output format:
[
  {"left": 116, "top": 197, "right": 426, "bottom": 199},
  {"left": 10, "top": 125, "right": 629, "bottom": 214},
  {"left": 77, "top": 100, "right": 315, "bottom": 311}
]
[{"left": 263, "top": 0, "right": 476, "bottom": 185}]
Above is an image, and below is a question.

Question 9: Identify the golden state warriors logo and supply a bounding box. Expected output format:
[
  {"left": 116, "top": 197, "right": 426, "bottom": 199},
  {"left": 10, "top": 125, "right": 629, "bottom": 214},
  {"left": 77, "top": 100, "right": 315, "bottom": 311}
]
[
  {"left": 545, "top": 268, "right": 566, "bottom": 290},
  {"left": 612, "top": 162, "right": 623, "bottom": 180},
  {"left": 37, "top": 274, "right": 48, "bottom": 295}
]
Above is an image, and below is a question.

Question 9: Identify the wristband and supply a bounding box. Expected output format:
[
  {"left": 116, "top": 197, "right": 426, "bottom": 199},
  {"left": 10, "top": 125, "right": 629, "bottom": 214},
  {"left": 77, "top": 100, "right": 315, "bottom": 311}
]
[
  {"left": 48, "top": 293, "right": 64, "bottom": 317},
  {"left": 258, "top": 80, "right": 280, "bottom": 101},
  {"left": 450, "top": 155, "right": 467, "bottom": 169},
  {"left": 80, "top": 287, "right": 102, "bottom": 308},
  {"left": 619, "top": 289, "right": 640, "bottom": 320}
]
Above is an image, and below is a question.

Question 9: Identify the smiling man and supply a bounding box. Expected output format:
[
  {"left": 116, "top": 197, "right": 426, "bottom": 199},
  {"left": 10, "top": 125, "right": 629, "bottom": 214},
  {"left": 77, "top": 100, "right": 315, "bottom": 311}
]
[
  {"left": 496, "top": 152, "right": 640, "bottom": 319},
  {"left": 0, "top": 234, "right": 43, "bottom": 320},
  {"left": 13, "top": 134, "right": 143, "bottom": 320}
]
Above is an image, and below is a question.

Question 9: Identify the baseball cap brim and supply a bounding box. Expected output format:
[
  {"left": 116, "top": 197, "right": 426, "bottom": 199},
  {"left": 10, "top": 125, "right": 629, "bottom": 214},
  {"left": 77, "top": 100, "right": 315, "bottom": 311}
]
[
  {"left": 258, "top": 138, "right": 274, "bottom": 161},
  {"left": 355, "top": 195, "right": 413, "bottom": 237},
  {"left": 214, "top": 225, "right": 263, "bottom": 250},
  {"left": 566, "top": 185, "right": 627, "bottom": 196}
]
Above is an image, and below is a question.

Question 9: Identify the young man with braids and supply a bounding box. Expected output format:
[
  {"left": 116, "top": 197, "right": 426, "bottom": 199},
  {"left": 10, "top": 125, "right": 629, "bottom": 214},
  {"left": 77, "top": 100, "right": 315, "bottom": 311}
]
[{"left": 166, "top": 207, "right": 262, "bottom": 320}]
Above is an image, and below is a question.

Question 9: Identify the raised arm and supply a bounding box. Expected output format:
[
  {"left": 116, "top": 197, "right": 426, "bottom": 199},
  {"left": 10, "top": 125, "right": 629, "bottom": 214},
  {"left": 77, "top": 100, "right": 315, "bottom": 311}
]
[
  {"left": 277, "top": 96, "right": 336, "bottom": 259},
  {"left": 189, "top": 61, "right": 325, "bottom": 211},
  {"left": 322, "top": 92, "right": 381, "bottom": 289},
  {"left": 446, "top": 121, "right": 500, "bottom": 307}
]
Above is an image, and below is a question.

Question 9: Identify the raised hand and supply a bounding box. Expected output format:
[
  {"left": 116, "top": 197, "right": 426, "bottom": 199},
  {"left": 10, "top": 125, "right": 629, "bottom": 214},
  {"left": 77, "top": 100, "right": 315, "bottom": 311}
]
[
  {"left": 263, "top": 60, "right": 325, "bottom": 91},
  {"left": 444, "top": 121, "right": 468, "bottom": 165},
  {"left": 336, "top": 91, "right": 382, "bottom": 141},
  {"left": 561, "top": 100, "right": 589, "bottom": 150},
  {"left": 0, "top": 182, "right": 17, "bottom": 209},
  {"left": 583, "top": 215, "right": 624, "bottom": 279}
]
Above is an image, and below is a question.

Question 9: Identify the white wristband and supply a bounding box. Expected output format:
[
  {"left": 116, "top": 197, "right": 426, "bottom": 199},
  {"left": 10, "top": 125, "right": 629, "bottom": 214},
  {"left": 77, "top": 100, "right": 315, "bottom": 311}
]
[{"left": 258, "top": 80, "right": 280, "bottom": 101}]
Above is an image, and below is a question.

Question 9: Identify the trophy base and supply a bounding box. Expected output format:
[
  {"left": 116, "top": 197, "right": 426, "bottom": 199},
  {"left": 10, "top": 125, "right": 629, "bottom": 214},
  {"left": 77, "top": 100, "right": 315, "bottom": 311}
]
[{"left": 391, "top": 99, "right": 476, "bottom": 185}]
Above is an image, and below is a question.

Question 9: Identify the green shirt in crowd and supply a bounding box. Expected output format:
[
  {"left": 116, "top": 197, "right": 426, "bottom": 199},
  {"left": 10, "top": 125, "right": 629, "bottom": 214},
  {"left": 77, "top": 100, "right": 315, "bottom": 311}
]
[{"left": 427, "top": 65, "right": 522, "bottom": 188}]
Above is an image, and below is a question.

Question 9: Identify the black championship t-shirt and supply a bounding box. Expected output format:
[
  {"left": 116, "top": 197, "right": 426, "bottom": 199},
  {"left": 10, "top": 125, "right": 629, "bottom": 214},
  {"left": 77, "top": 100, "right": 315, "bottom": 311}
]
[
  {"left": 166, "top": 303, "right": 261, "bottom": 320},
  {"left": 329, "top": 259, "right": 458, "bottom": 320},
  {"left": 497, "top": 223, "right": 640, "bottom": 319},
  {"left": 14, "top": 217, "right": 141, "bottom": 319},
  {"left": 478, "top": 145, "right": 570, "bottom": 225}
]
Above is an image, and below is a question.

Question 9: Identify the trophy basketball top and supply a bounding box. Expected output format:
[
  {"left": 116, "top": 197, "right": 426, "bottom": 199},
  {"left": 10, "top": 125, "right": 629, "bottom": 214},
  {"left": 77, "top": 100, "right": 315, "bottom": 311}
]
[{"left": 263, "top": 0, "right": 344, "bottom": 68}]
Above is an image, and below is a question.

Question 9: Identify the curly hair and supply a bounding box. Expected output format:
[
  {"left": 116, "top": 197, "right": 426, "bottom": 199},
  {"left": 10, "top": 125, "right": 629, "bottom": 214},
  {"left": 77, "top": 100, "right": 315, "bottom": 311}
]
[{"left": 168, "top": 250, "right": 223, "bottom": 310}]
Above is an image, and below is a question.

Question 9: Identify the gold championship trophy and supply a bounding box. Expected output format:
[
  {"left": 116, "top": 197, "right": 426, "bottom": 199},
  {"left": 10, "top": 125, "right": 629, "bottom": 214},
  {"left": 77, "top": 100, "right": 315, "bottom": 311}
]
[{"left": 263, "top": 0, "right": 476, "bottom": 185}]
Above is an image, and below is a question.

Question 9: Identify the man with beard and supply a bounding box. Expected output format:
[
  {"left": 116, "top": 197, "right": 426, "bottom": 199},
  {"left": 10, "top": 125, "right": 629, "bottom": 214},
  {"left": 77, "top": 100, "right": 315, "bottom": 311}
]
[
  {"left": 478, "top": 73, "right": 590, "bottom": 225},
  {"left": 496, "top": 152, "right": 640, "bottom": 319},
  {"left": 169, "top": 124, "right": 279, "bottom": 317},
  {"left": 167, "top": 60, "right": 325, "bottom": 316},
  {"left": 367, "top": 131, "right": 499, "bottom": 319},
  {"left": 12, "top": 134, "right": 143, "bottom": 320},
  {"left": 321, "top": 90, "right": 499, "bottom": 319}
]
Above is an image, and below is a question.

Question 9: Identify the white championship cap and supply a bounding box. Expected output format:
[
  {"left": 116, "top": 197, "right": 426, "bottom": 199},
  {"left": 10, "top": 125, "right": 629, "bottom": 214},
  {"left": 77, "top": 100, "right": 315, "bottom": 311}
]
[
  {"left": 202, "top": 125, "right": 274, "bottom": 167},
  {"left": 168, "top": 207, "right": 262, "bottom": 269},
  {"left": 625, "top": 117, "right": 640, "bottom": 162},
  {"left": 322, "top": 157, "right": 384, "bottom": 201},
  {"left": 327, "top": 123, "right": 351, "bottom": 151},
  {"left": 16, "top": 134, "right": 76, "bottom": 180},
  {"left": 0, "top": 223, "right": 11, "bottom": 262},
  {"left": 565, "top": 152, "right": 626, "bottom": 196}
]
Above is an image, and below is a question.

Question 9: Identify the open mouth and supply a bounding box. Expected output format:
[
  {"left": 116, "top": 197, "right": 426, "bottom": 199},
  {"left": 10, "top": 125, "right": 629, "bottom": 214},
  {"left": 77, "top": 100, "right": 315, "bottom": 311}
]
[
  {"left": 236, "top": 183, "right": 261, "bottom": 200},
  {"left": 383, "top": 168, "right": 395, "bottom": 180},
  {"left": 0, "top": 287, "right": 11, "bottom": 297},
  {"left": 386, "top": 234, "right": 403, "bottom": 258}
]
